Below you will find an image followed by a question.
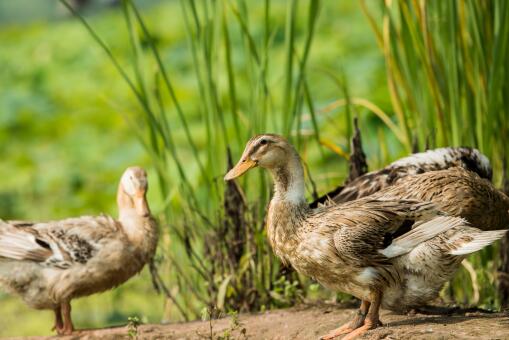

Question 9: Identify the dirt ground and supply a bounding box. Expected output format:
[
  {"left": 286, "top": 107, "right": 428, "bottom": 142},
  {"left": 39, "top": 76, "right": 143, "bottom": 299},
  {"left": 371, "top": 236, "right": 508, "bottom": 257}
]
[{"left": 16, "top": 304, "right": 509, "bottom": 340}]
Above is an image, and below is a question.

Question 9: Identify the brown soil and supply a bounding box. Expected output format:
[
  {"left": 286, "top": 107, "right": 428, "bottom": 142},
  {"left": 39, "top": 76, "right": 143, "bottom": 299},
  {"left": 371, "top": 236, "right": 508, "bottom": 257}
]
[{"left": 15, "top": 304, "right": 509, "bottom": 340}]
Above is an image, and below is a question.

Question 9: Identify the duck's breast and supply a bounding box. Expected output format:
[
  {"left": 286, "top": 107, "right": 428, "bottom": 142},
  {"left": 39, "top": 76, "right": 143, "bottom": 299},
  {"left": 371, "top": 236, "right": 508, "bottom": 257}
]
[{"left": 289, "top": 231, "right": 373, "bottom": 299}]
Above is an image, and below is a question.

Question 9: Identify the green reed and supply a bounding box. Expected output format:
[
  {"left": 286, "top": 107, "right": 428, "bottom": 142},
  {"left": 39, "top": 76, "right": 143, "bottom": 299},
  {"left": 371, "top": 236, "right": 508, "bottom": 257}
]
[
  {"left": 361, "top": 0, "right": 509, "bottom": 307},
  {"left": 61, "top": 0, "right": 325, "bottom": 319}
]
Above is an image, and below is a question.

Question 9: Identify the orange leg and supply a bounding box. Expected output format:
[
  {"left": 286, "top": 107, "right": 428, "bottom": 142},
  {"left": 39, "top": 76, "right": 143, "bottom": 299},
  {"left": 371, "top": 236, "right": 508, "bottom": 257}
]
[
  {"left": 342, "top": 291, "right": 383, "bottom": 340},
  {"left": 52, "top": 305, "right": 64, "bottom": 334},
  {"left": 320, "top": 300, "right": 371, "bottom": 340},
  {"left": 61, "top": 301, "right": 75, "bottom": 335}
]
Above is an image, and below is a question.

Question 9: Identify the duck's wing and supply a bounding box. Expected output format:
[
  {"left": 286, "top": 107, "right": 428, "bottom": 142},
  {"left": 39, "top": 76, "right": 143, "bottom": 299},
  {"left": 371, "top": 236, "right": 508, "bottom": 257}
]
[
  {"left": 325, "top": 200, "right": 465, "bottom": 268},
  {"left": 0, "top": 216, "right": 120, "bottom": 269},
  {"left": 309, "top": 147, "right": 492, "bottom": 207}
]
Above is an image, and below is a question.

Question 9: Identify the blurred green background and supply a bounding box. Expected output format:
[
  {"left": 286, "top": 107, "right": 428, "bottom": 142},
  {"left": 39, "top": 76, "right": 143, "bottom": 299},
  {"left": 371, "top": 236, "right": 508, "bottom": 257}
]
[
  {"left": 0, "top": 0, "right": 507, "bottom": 336},
  {"left": 0, "top": 1, "right": 384, "bottom": 336}
]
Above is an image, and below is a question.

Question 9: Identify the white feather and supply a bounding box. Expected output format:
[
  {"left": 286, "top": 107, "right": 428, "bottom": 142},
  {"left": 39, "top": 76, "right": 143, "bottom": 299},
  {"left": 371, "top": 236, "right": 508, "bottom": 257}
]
[
  {"left": 450, "top": 230, "right": 507, "bottom": 256},
  {"left": 356, "top": 267, "right": 378, "bottom": 284},
  {"left": 380, "top": 216, "right": 467, "bottom": 258},
  {"left": 391, "top": 148, "right": 459, "bottom": 168},
  {"left": 390, "top": 147, "right": 491, "bottom": 177}
]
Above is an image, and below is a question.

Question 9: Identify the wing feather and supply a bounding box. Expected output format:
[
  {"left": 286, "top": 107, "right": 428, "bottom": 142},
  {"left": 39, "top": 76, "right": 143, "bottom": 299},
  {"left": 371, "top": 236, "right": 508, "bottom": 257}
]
[
  {"left": 0, "top": 216, "right": 118, "bottom": 267},
  {"left": 0, "top": 224, "right": 52, "bottom": 262},
  {"left": 331, "top": 199, "right": 441, "bottom": 268},
  {"left": 380, "top": 216, "right": 467, "bottom": 258}
]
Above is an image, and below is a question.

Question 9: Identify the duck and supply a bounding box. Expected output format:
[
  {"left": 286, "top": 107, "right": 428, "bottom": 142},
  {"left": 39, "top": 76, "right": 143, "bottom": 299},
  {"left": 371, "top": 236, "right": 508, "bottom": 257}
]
[
  {"left": 0, "top": 166, "right": 158, "bottom": 335},
  {"left": 371, "top": 166, "right": 509, "bottom": 230},
  {"left": 312, "top": 149, "right": 509, "bottom": 231},
  {"left": 311, "top": 147, "right": 493, "bottom": 207},
  {"left": 224, "top": 134, "right": 507, "bottom": 339}
]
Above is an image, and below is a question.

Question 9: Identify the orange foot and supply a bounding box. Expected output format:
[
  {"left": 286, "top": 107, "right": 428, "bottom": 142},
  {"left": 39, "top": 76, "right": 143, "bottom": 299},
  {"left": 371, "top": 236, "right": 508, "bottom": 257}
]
[
  {"left": 320, "top": 310, "right": 369, "bottom": 340},
  {"left": 320, "top": 322, "right": 356, "bottom": 339},
  {"left": 342, "top": 319, "right": 382, "bottom": 340},
  {"left": 320, "top": 319, "right": 382, "bottom": 340}
]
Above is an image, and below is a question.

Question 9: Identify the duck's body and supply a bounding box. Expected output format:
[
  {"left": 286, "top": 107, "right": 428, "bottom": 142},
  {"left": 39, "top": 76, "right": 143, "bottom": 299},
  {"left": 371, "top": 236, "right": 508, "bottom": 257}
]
[
  {"left": 312, "top": 147, "right": 492, "bottom": 207},
  {"left": 267, "top": 176, "right": 504, "bottom": 312},
  {"left": 0, "top": 167, "right": 157, "bottom": 335},
  {"left": 269, "top": 197, "right": 438, "bottom": 303},
  {"left": 0, "top": 215, "right": 157, "bottom": 309},
  {"left": 226, "top": 134, "right": 506, "bottom": 339}
]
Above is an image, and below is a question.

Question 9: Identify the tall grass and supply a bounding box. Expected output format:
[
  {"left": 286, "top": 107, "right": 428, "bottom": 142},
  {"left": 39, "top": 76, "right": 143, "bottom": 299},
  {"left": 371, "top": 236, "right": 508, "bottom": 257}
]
[
  {"left": 361, "top": 0, "right": 508, "bottom": 156},
  {"left": 361, "top": 0, "right": 509, "bottom": 307},
  {"left": 62, "top": 0, "right": 509, "bottom": 319},
  {"left": 61, "top": 0, "right": 327, "bottom": 319}
]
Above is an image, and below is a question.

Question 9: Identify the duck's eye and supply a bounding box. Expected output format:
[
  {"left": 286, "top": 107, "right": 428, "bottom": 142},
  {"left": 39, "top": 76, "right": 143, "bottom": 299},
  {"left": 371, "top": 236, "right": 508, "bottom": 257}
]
[{"left": 260, "top": 139, "right": 268, "bottom": 145}]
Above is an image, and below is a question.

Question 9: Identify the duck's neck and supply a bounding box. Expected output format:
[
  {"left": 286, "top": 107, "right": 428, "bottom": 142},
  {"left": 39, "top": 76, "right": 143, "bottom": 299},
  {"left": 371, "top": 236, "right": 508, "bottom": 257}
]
[
  {"left": 117, "top": 188, "right": 157, "bottom": 255},
  {"left": 268, "top": 153, "right": 307, "bottom": 205},
  {"left": 266, "top": 153, "right": 308, "bottom": 264}
]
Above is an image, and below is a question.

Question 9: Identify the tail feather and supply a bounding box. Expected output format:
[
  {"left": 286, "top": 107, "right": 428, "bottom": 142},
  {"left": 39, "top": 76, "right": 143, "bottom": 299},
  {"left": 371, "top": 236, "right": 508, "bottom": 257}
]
[
  {"left": 380, "top": 216, "right": 467, "bottom": 258},
  {"left": 450, "top": 230, "right": 507, "bottom": 256}
]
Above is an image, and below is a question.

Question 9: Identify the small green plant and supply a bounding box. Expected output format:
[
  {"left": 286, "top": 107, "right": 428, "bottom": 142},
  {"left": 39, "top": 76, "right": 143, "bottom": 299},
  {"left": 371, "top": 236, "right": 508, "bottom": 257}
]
[
  {"left": 269, "top": 275, "right": 304, "bottom": 308},
  {"left": 218, "top": 311, "right": 247, "bottom": 340},
  {"left": 127, "top": 316, "right": 141, "bottom": 339},
  {"left": 197, "top": 306, "right": 220, "bottom": 340}
]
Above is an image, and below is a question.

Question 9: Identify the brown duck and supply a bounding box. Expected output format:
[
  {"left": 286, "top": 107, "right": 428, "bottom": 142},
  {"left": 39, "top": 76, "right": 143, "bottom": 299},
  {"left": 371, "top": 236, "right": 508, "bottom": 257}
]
[
  {"left": 371, "top": 166, "right": 509, "bottom": 230},
  {"left": 313, "top": 147, "right": 509, "bottom": 231},
  {"left": 312, "top": 146, "right": 493, "bottom": 207},
  {"left": 0, "top": 167, "right": 158, "bottom": 335},
  {"left": 225, "top": 134, "right": 507, "bottom": 340}
]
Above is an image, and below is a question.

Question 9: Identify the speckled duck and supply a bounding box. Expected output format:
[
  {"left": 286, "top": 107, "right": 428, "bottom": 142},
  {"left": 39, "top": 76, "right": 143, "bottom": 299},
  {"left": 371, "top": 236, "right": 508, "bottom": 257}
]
[
  {"left": 0, "top": 167, "right": 158, "bottom": 335},
  {"left": 225, "top": 134, "right": 507, "bottom": 339}
]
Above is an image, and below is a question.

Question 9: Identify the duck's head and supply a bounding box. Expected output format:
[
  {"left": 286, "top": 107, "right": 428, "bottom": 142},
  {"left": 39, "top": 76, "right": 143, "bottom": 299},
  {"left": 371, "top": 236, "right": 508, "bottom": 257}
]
[
  {"left": 225, "top": 134, "right": 297, "bottom": 180},
  {"left": 118, "top": 166, "right": 150, "bottom": 217}
]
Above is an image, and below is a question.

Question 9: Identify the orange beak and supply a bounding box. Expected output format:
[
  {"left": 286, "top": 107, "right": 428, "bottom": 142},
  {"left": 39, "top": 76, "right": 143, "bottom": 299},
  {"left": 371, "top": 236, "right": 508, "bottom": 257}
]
[
  {"left": 224, "top": 158, "right": 257, "bottom": 181},
  {"left": 133, "top": 191, "right": 150, "bottom": 217}
]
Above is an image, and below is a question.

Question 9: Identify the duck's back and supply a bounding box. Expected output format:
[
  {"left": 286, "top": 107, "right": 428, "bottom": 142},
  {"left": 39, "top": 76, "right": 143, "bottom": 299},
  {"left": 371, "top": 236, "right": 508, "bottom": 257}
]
[
  {"left": 310, "top": 147, "right": 492, "bottom": 207},
  {"left": 374, "top": 167, "right": 509, "bottom": 230}
]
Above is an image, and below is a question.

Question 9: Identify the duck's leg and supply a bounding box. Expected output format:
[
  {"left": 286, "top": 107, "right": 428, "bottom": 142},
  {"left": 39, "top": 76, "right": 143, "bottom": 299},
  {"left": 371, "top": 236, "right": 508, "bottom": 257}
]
[
  {"left": 320, "top": 300, "right": 371, "bottom": 340},
  {"left": 342, "top": 291, "right": 383, "bottom": 340},
  {"left": 52, "top": 305, "right": 64, "bottom": 334},
  {"left": 61, "top": 301, "right": 75, "bottom": 335}
]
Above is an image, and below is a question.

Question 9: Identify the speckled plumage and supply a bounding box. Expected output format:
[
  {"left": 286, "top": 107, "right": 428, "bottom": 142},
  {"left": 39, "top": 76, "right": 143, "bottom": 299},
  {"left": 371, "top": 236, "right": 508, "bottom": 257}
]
[
  {"left": 266, "top": 194, "right": 504, "bottom": 310},
  {"left": 313, "top": 147, "right": 493, "bottom": 206},
  {"left": 0, "top": 167, "right": 158, "bottom": 335},
  {"left": 226, "top": 135, "right": 507, "bottom": 338},
  {"left": 0, "top": 215, "right": 157, "bottom": 308},
  {"left": 372, "top": 167, "right": 509, "bottom": 231}
]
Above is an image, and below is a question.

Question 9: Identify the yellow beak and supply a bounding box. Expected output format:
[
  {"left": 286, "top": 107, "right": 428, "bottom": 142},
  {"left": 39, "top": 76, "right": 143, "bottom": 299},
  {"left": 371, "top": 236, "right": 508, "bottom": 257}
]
[
  {"left": 133, "top": 192, "right": 150, "bottom": 217},
  {"left": 224, "top": 158, "right": 257, "bottom": 180}
]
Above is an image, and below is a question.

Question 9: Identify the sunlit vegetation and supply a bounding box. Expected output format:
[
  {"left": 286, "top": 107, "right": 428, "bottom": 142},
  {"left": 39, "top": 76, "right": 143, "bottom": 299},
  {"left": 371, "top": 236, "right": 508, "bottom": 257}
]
[{"left": 0, "top": 0, "right": 507, "bottom": 336}]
